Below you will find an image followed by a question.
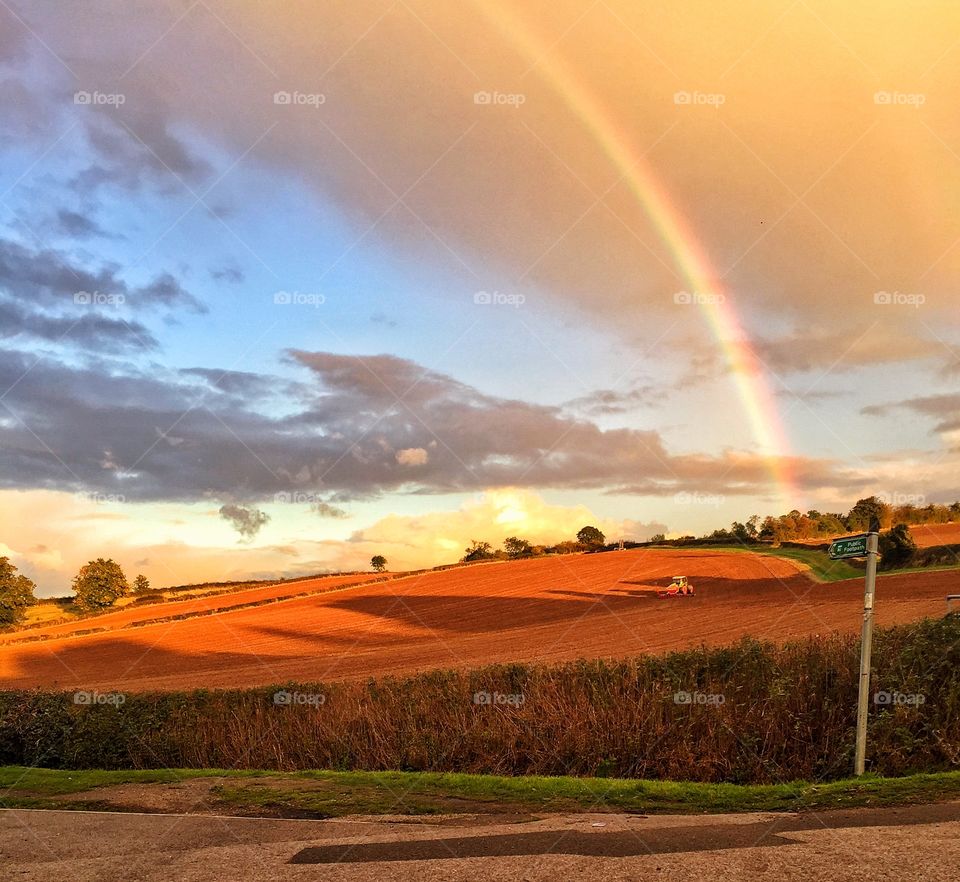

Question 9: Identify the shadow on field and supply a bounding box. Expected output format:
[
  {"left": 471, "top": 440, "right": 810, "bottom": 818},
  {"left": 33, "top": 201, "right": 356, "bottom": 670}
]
[{"left": 290, "top": 802, "right": 960, "bottom": 863}]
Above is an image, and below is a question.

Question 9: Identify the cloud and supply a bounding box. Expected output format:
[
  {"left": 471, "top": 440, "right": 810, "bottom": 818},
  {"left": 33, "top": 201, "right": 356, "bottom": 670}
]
[
  {"left": 396, "top": 447, "right": 429, "bottom": 466},
  {"left": 218, "top": 504, "right": 270, "bottom": 542},
  {"left": 0, "top": 347, "right": 855, "bottom": 503},
  {"left": 52, "top": 209, "right": 116, "bottom": 240},
  {"left": 0, "top": 236, "right": 206, "bottom": 316},
  {"left": 210, "top": 264, "right": 245, "bottom": 284},
  {"left": 753, "top": 326, "right": 935, "bottom": 375},
  {"left": 563, "top": 385, "right": 664, "bottom": 416},
  {"left": 863, "top": 394, "right": 960, "bottom": 440},
  {"left": 312, "top": 502, "right": 349, "bottom": 519}
]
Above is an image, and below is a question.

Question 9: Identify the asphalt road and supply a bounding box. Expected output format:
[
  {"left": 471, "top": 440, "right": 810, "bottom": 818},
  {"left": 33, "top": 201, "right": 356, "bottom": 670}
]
[{"left": 2, "top": 803, "right": 959, "bottom": 880}]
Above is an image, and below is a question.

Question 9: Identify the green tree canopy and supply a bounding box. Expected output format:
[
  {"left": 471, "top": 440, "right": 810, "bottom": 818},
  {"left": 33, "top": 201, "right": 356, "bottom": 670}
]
[
  {"left": 72, "top": 558, "right": 129, "bottom": 612},
  {"left": 576, "top": 525, "right": 605, "bottom": 549},
  {"left": 462, "top": 540, "right": 495, "bottom": 562},
  {"left": 503, "top": 536, "right": 532, "bottom": 558},
  {"left": 371, "top": 555, "right": 387, "bottom": 572},
  {"left": 132, "top": 574, "right": 151, "bottom": 594},
  {"left": 0, "top": 557, "right": 37, "bottom": 626}
]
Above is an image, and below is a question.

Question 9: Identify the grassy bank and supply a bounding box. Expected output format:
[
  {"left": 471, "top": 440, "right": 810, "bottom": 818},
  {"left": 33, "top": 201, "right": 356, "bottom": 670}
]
[
  {"left": 2, "top": 765, "right": 960, "bottom": 817},
  {"left": 709, "top": 544, "right": 863, "bottom": 582}
]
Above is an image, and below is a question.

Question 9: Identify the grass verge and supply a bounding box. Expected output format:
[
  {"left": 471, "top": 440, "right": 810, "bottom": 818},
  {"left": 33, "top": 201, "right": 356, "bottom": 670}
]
[
  {"left": 2, "top": 766, "right": 959, "bottom": 818},
  {"left": 708, "top": 545, "right": 862, "bottom": 582}
]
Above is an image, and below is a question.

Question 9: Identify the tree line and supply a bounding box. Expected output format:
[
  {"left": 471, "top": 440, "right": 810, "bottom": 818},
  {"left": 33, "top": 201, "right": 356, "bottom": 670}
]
[
  {"left": 0, "top": 557, "right": 151, "bottom": 627},
  {"left": 460, "top": 526, "right": 606, "bottom": 563},
  {"left": 675, "top": 497, "right": 960, "bottom": 546}
]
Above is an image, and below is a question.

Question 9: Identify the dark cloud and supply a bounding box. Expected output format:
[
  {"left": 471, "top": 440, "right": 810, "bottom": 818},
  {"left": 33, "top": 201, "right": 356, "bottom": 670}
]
[
  {"left": 0, "top": 348, "right": 855, "bottom": 503},
  {"left": 563, "top": 385, "right": 664, "bottom": 416},
  {"left": 53, "top": 209, "right": 115, "bottom": 240},
  {"left": 219, "top": 504, "right": 270, "bottom": 542},
  {"left": 862, "top": 394, "right": 960, "bottom": 436},
  {"left": 210, "top": 264, "right": 244, "bottom": 284},
  {"left": 0, "top": 298, "right": 157, "bottom": 351},
  {"left": 0, "top": 237, "right": 204, "bottom": 313},
  {"left": 71, "top": 101, "right": 212, "bottom": 196}
]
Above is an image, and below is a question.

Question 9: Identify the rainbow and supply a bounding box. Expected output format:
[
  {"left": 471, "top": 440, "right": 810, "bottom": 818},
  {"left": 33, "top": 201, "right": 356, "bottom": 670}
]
[{"left": 473, "top": 1, "right": 797, "bottom": 506}]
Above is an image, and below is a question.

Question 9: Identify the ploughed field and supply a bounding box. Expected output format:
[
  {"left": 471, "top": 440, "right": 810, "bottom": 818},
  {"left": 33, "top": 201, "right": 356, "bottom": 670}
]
[
  {"left": 910, "top": 522, "right": 960, "bottom": 547},
  {"left": 0, "top": 548, "right": 954, "bottom": 692}
]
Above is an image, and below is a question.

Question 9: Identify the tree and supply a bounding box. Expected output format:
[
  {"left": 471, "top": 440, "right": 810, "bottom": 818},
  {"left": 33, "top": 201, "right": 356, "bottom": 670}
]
[
  {"left": 846, "top": 496, "right": 891, "bottom": 532},
  {"left": 879, "top": 523, "right": 917, "bottom": 568},
  {"left": 132, "top": 574, "right": 151, "bottom": 595},
  {"left": 0, "top": 557, "right": 37, "bottom": 626},
  {"left": 503, "top": 536, "right": 532, "bottom": 558},
  {"left": 72, "top": 558, "right": 129, "bottom": 612},
  {"left": 576, "top": 525, "right": 605, "bottom": 550},
  {"left": 462, "top": 540, "right": 496, "bottom": 563},
  {"left": 371, "top": 555, "right": 387, "bottom": 572},
  {"left": 649, "top": 533, "right": 666, "bottom": 543}
]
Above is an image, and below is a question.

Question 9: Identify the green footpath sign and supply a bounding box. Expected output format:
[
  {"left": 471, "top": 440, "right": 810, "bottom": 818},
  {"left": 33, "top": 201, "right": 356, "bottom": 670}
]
[{"left": 829, "top": 534, "right": 869, "bottom": 559}]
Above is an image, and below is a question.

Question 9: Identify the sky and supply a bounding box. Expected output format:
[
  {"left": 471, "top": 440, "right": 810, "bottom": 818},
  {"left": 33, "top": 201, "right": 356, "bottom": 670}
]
[{"left": 1, "top": 1, "right": 959, "bottom": 595}]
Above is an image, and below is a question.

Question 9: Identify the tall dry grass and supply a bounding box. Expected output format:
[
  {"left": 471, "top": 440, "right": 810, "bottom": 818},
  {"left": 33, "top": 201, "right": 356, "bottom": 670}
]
[{"left": 2, "top": 617, "right": 958, "bottom": 783}]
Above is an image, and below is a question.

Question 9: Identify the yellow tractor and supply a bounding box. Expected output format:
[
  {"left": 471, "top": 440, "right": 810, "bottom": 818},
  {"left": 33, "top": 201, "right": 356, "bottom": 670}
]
[{"left": 657, "top": 575, "right": 695, "bottom": 598}]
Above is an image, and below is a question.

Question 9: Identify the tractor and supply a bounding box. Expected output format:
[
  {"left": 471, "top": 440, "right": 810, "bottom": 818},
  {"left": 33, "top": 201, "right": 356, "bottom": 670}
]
[{"left": 657, "top": 575, "right": 694, "bottom": 598}]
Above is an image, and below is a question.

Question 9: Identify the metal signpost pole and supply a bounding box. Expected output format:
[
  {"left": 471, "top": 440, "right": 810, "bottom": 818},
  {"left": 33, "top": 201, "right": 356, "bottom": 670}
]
[{"left": 854, "top": 531, "right": 880, "bottom": 776}]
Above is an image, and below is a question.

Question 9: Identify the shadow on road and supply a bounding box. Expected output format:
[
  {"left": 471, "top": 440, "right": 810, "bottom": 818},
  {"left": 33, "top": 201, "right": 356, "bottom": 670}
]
[{"left": 290, "top": 802, "right": 960, "bottom": 863}]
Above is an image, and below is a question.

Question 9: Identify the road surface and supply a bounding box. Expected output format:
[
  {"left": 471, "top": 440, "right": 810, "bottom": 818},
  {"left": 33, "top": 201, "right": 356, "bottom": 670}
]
[{"left": 2, "top": 803, "right": 959, "bottom": 880}]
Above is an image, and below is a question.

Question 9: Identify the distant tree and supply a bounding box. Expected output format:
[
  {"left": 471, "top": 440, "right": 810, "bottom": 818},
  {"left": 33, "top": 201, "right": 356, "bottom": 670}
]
[
  {"left": 503, "top": 536, "right": 532, "bottom": 558},
  {"left": 132, "top": 574, "right": 151, "bottom": 595},
  {"left": 0, "top": 557, "right": 37, "bottom": 626},
  {"left": 879, "top": 523, "right": 917, "bottom": 568},
  {"left": 547, "top": 540, "right": 582, "bottom": 555},
  {"left": 462, "top": 540, "right": 496, "bottom": 563},
  {"left": 649, "top": 533, "right": 666, "bottom": 543},
  {"left": 371, "top": 555, "right": 387, "bottom": 572},
  {"left": 577, "top": 525, "right": 605, "bottom": 550},
  {"left": 846, "top": 496, "right": 891, "bottom": 532},
  {"left": 72, "top": 558, "right": 129, "bottom": 612}
]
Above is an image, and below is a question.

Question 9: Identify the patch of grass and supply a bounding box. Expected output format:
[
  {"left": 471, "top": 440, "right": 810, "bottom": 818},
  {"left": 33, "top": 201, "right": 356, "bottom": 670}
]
[
  {"left": 710, "top": 545, "right": 862, "bottom": 582},
  {"left": 3, "top": 766, "right": 960, "bottom": 818}
]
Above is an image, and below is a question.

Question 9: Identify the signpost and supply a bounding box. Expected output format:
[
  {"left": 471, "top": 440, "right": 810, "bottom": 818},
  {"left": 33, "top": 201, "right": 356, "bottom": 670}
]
[{"left": 829, "top": 531, "right": 880, "bottom": 776}]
